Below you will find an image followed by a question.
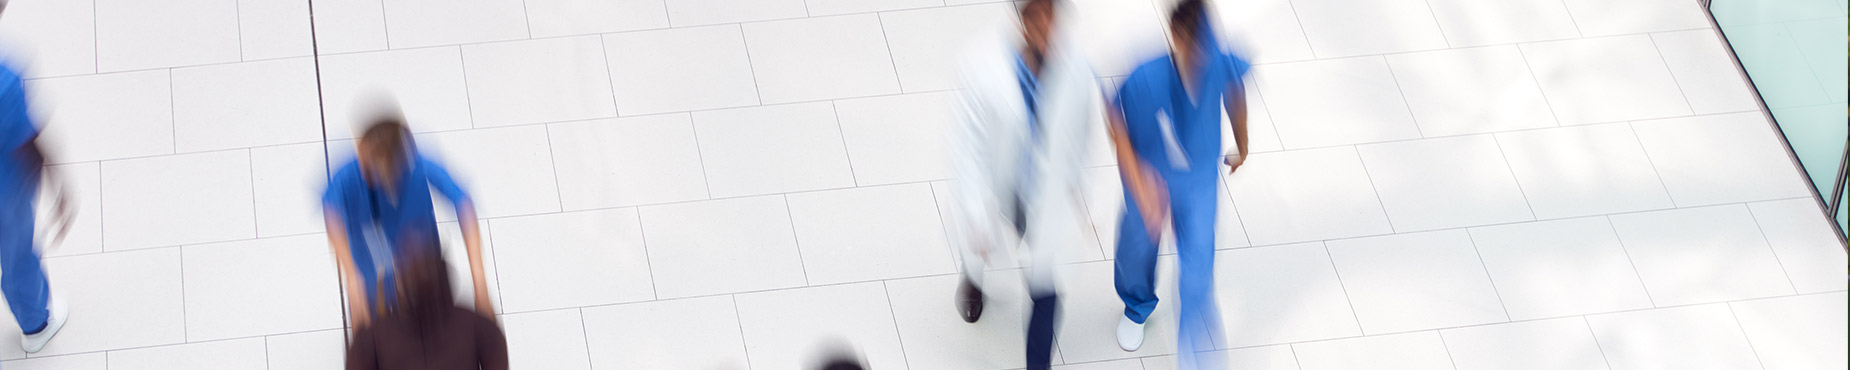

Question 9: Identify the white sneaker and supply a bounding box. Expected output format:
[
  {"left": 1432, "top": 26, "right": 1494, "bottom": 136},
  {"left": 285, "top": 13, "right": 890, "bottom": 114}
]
[
  {"left": 22, "top": 295, "right": 67, "bottom": 354},
  {"left": 1116, "top": 315, "right": 1145, "bottom": 352}
]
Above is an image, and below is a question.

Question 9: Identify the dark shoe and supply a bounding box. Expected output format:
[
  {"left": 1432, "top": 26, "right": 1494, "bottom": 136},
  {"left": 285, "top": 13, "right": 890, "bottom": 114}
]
[
  {"left": 1027, "top": 294, "right": 1058, "bottom": 370},
  {"left": 957, "top": 278, "right": 984, "bottom": 323}
]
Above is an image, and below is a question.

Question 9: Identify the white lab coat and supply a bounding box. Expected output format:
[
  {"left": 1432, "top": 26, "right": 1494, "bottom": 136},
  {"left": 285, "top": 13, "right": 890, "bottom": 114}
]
[{"left": 949, "top": 31, "right": 1098, "bottom": 296}]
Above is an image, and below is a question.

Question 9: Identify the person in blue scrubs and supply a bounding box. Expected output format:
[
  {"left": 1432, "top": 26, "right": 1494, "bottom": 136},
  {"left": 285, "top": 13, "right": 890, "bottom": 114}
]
[
  {"left": 1109, "top": 0, "right": 1249, "bottom": 368},
  {"left": 0, "top": 13, "right": 75, "bottom": 351},
  {"left": 324, "top": 115, "right": 491, "bottom": 327}
]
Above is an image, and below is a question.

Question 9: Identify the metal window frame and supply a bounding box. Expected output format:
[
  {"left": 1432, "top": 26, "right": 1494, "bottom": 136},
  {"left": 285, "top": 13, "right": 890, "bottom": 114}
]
[{"left": 1697, "top": 0, "right": 1850, "bottom": 249}]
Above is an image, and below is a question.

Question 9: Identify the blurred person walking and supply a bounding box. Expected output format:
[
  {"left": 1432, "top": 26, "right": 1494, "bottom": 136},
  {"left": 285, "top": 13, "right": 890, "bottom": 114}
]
[
  {"left": 947, "top": 0, "right": 1097, "bottom": 368},
  {"left": 1108, "top": 0, "right": 1249, "bottom": 368},
  {"left": 0, "top": 0, "right": 74, "bottom": 354},
  {"left": 324, "top": 114, "right": 492, "bottom": 328},
  {"left": 346, "top": 238, "right": 508, "bottom": 370}
]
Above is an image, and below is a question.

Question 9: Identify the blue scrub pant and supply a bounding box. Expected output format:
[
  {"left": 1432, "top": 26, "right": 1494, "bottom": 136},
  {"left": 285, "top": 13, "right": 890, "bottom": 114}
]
[
  {"left": 1115, "top": 169, "right": 1224, "bottom": 370},
  {"left": 2, "top": 180, "right": 51, "bottom": 333}
]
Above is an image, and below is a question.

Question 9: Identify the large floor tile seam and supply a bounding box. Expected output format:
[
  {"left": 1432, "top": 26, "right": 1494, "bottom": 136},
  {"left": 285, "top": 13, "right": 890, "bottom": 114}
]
[
  {"left": 29, "top": 54, "right": 315, "bottom": 82},
  {"left": 1417, "top": 0, "right": 1453, "bottom": 49},
  {"left": 782, "top": 195, "right": 814, "bottom": 286},
  {"left": 47, "top": 230, "right": 329, "bottom": 262},
  {"left": 736, "top": 25, "right": 769, "bottom": 107},
  {"left": 1738, "top": 202, "right": 1806, "bottom": 294},
  {"left": 48, "top": 143, "right": 262, "bottom": 169},
  {"left": 1241, "top": 25, "right": 1718, "bottom": 69},
  {"left": 728, "top": 295, "right": 755, "bottom": 370},
  {"left": 177, "top": 246, "right": 188, "bottom": 343},
  {"left": 1377, "top": 57, "right": 1426, "bottom": 138},
  {"left": 873, "top": 11, "right": 909, "bottom": 95},
  {"left": 1578, "top": 316, "right": 1618, "bottom": 370},
  {"left": 538, "top": 126, "right": 572, "bottom": 229},
  {"left": 1461, "top": 231, "right": 1516, "bottom": 322},
  {"left": 245, "top": 149, "right": 261, "bottom": 238},
  {"left": 1221, "top": 177, "right": 1258, "bottom": 248},
  {"left": 1320, "top": 243, "right": 1370, "bottom": 336},
  {"left": 629, "top": 209, "right": 662, "bottom": 301},
  {"left": 485, "top": 221, "right": 511, "bottom": 314},
  {"left": 1349, "top": 146, "right": 1401, "bottom": 234},
  {"left": 519, "top": 0, "right": 534, "bottom": 39},
  {"left": 1723, "top": 303, "right": 1776, "bottom": 370},
  {"left": 1556, "top": 0, "right": 1588, "bottom": 38},
  {"left": 826, "top": 103, "right": 862, "bottom": 187},
  {"left": 11, "top": 327, "right": 345, "bottom": 362},
  {"left": 1601, "top": 213, "right": 1662, "bottom": 308},
  {"left": 1643, "top": 36, "right": 1700, "bottom": 117},
  {"left": 1253, "top": 108, "right": 1762, "bottom": 154},
  {"left": 231, "top": 0, "right": 245, "bottom": 62},
  {"left": 1511, "top": 44, "right": 1568, "bottom": 128},
  {"left": 879, "top": 281, "right": 918, "bottom": 370},
  {"left": 1488, "top": 135, "right": 1542, "bottom": 220},
  {"left": 1434, "top": 330, "right": 1466, "bottom": 370},
  {"left": 167, "top": 69, "right": 177, "bottom": 156},
  {"left": 531, "top": 179, "right": 943, "bottom": 217},
  {"left": 1620, "top": 123, "right": 1680, "bottom": 208},
  {"left": 454, "top": 45, "right": 480, "bottom": 130},
  {"left": 1283, "top": 0, "right": 1320, "bottom": 59}
]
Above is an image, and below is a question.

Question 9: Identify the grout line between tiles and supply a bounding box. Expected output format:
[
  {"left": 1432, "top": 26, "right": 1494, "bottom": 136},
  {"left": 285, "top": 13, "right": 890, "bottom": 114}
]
[
  {"left": 634, "top": 210, "right": 661, "bottom": 300},
  {"left": 1321, "top": 243, "right": 1369, "bottom": 335},
  {"left": 1350, "top": 146, "right": 1400, "bottom": 234},
  {"left": 1740, "top": 204, "right": 1803, "bottom": 294},
  {"left": 1725, "top": 304, "right": 1776, "bottom": 370},
  {"left": 730, "top": 295, "right": 755, "bottom": 370},
  {"left": 782, "top": 195, "right": 813, "bottom": 286},
  {"left": 1488, "top": 135, "right": 1540, "bottom": 220},
  {"left": 232, "top": 0, "right": 245, "bottom": 61},
  {"left": 879, "top": 281, "right": 915, "bottom": 370},
  {"left": 1644, "top": 35, "right": 1700, "bottom": 116},
  {"left": 736, "top": 25, "right": 767, "bottom": 105},
  {"left": 1461, "top": 230, "right": 1515, "bottom": 321},
  {"left": 1379, "top": 57, "right": 1426, "bottom": 138},
  {"left": 826, "top": 102, "right": 860, "bottom": 186},
  {"left": 1435, "top": 330, "right": 1463, "bottom": 370},
  {"left": 1580, "top": 316, "right": 1619, "bottom": 370},
  {"left": 456, "top": 46, "right": 479, "bottom": 129},
  {"left": 1601, "top": 215, "right": 1660, "bottom": 308},
  {"left": 1419, "top": 0, "right": 1452, "bottom": 48},
  {"left": 872, "top": 13, "right": 907, "bottom": 92},
  {"left": 1622, "top": 122, "right": 1679, "bottom": 208}
]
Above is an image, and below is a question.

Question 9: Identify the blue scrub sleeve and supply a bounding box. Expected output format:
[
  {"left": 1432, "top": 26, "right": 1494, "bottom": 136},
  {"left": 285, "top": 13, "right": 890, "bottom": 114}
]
[
  {"left": 420, "top": 157, "right": 471, "bottom": 207},
  {"left": 0, "top": 78, "right": 37, "bottom": 152}
]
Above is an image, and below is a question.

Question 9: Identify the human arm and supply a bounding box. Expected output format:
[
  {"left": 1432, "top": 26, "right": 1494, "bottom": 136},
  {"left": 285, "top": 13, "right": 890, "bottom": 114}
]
[
  {"left": 1106, "top": 101, "right": 1167, "bottom": 239},
  {"left": 424, "top": 159, "right": 493, "bottom": 318},
  {"left": 1223, "top": 80, "right": 1248, "bottom": 174},
  {"left": 324, "top": 211, "right": 372, "bottom": 328}
]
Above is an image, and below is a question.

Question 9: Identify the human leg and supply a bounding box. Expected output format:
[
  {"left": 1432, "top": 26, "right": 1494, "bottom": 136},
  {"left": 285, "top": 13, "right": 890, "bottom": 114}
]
[{"left": 1171, "top": 174, "right": 1223, "bottom": 370}]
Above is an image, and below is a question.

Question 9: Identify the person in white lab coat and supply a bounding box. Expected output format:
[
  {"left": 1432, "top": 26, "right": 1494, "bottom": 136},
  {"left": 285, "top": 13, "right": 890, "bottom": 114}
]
[{"left": 947, "top": 0, "right": 1097, "bottom": 368}]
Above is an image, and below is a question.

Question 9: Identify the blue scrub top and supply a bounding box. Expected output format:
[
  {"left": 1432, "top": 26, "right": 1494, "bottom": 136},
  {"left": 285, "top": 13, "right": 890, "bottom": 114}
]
[
  {"left": 1114, "top": 32, "right": 1250, "bottom": 175},
  {"left": 0, "top": 63, "right": 40, "bottom": 204},
  {"left": 323, "top": 155, "right": 469, "bottom": 289}
]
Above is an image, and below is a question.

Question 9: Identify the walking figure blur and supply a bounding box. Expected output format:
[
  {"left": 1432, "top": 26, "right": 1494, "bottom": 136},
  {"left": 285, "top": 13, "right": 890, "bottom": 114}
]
[
  {"left": 323, "top": 110, "right": 493, "bottom": 328},
  {"left": 947, "top": 0, "right": 1097, "bottom": 368},
  {"left": 345, "top": 237, "right": 508, "bottom": 370},
  {"left": 0, "top": 0, "right": 74, "bottom": 354},
  {"left": 1108, "top": 0, "right": 1250, "bottom": 368}
]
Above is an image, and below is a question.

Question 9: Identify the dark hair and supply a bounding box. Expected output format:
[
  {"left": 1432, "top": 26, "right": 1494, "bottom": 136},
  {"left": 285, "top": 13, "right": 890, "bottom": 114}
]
[
  {"left": 1168, "top": 0, "right": 1208, "bottom": 41},
  {"left": 360, "top": 116, "right": 412, "bottom": 162},
  {"left": 1020, "top": 0, "right": 1057, "bottom": 18}
]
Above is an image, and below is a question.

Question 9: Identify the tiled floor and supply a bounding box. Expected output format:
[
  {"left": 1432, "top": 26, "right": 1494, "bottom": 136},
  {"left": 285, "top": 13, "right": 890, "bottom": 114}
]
[{"left": 0, "top": 0, "right": 1844, "bottom": 369}]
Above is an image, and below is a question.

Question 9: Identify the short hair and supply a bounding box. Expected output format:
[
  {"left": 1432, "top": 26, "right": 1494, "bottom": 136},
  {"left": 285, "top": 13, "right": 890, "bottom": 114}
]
[
  {"left": 359, "top": 116, "right": 411, "bottom": 162},
  {"left": 1169, "top": 0, "right": 1208, "bottom": 41},
  {"left": 1020, "top": 0, "right": 1057, "bottom": 18}
]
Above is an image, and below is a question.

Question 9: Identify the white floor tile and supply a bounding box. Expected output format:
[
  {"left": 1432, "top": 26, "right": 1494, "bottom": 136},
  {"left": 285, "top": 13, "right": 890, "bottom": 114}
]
[
  {"left": 380, "top": 0, "right": 527, "bottom": 48},
  {"left": 266, "top": 330, "right": 345, "bottom": 370},
  {"left": 105, "top": 338, "right": 267, "bottom": 370},
  {"left": 1425, "top": 0, "right": 1579, "bottom": 47},
  {"left": 237, "top": 0, "right": 313, "bottom": 60},
  {"left": 1237, "top": 76, "right": 1288, "bottom": 154},
  {"left": 314, "top": 46, "right": 474, "bottom": 140},
  {"left": 1585, "top": 304, "right": 1763, "bottom": 370},
  {"left": 549, "top": 115, "right": 708, "bottom": 210},
  {"left": 488, "top": 209, "right": 653, "bottom": 312},
  {"left": 663, "top": 0, "right": 806, "bottom": 26},
  {"left": 734, "top": 282, "right": 909, "bottom": 370},
  {"left": 833, "top": 92, "right": 956, "bottom": 185},
  {"left": 1065, "top": 0, "right": 1167, "bottom": 77},
  {"left": 93, "top": 0, "right": 239, "bottom": 72},
  {"left": 306, "top": 0, "right": 389, "bottom": 54},
  {"left": 582, "top": 296, "right": 751, "bottom": 370},
  {"left": 1385, "top": 46, "right": 1557, "bottom": 137},
  {"left": 501, "top": 309, "right": 594, "bottom": 370},
  {"left": 1289, "top": 0, "right": 1449, "bottom": 58},
  {"left": 602, "top": 25, "right": 760, "bottom": 116},
  {"left": 743, "top": 14, "right": 901, "bottom": 104},
  {"left": 1630, "top": 112, "right": 1813, "bottom": 206},
  {"left": 1608, "top": 205, "right": 1796, "bottom": 306},
  {"left": 1649, "top": 30, "right": 1760, "bottom": 114},
  {"left": 1467, "top": 217, "right": 1654, "bottom": 320},
  {"left": 525, "top": 0, "right": 670, "bottom": 38},
  {"left": 437, "top": 220, "right": 505, "bottom": 313},
  {"left": 1166, "top": 0, "right": 1315, "bottom": 64},
  {"left": 1225, "top": 147, "right": 1393, "bottom": 246},
  {"left": 885, "top": 273, "right": 1032, "bottom": 370},
  {"left": 1729, "top": 292, "right": 1849, "bottom": 370},
  {"left": 877, "top": 3, "right": 1020, "bottom": 93},
  {"left": 182, "top": 234, "right": 343, "bottom": 341},
  {"left": 37, "top": 248, "right": 185, "bottom": 357},
  {"left": 1746, "top": 199, "right": 1850, "bottom": 294},
  {"left": 1440, "top": 317, "right": 1611, "bottom": 370},
  {"left": 1255, "top": 57, "right": 1422, "bottom": 149},
  {"left": 250, "top": 143, "right": 328, "bottom": 237},
  {"left": 1357, "top": 135, "right": 1534, "bottom": 232},
  {"left": 101, "top": 150, "right": 255, "bottom": 250},
  {"left": 1494, "top": 123, "right": 1674, "bottom": 219},
  {"left": 461, "top": 36, "right": 619, "bottom": 127},
  {"left": 1291, "top": 331, "right": 1455, "bottom": 370},
  {"left": 1216, "top": 243, "right": 1364, "bottom": 348},
  {"left": 787, "top": 183, "right": 955, "bottom": 284},
  {"left": 38, "top": 162, "right": 103, "bottom": 257},
  {"left": 1, "top": 353, "right": 106, "bottom": 370},
  {"left": 1057, "top": 359, "right": 1147, "bottom": 370},
  {"left": 1561, "top": 0, "right": 1711, "bottom": 37},
  {"left": 638, "top": 195, "right": 809, "bottom": 298},
  {"left": 691, "top": 102, "right": 856, "bottom": 198},
  {"left": 1519, "top": 35, "right": 1692, "bottom": 125},
  {"left": 26, "top": 70, "right": 173, "bottom": 164},
  {"left": 0, "top": 0, "right": 96, "bottom": 78},
  {"left": 1139, "top": 345, "right": 1302, "bottom": 370},
  {"left": 1325, "top": 230, "right": 1509, "bottom": 334},
  {"left": 1057, "top": 258, "right": 1181, "bottom": 362},
  {"left": 171, "top": 58, "right": 322, "bottom": 153},
  {"left": 417, "top": 125, "right": 563, "bottom": 219},
  {"left": 808, "top": 0, "right": 939, "bottom": 16}
]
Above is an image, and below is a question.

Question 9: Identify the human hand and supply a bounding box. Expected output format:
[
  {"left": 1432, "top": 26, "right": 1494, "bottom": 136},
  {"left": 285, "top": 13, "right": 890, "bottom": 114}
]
[
  {"left": 1224, "top": 154, "right": 1245, "bottom": 175},
  {"left": 1133, "top": 169, "right": 1168, "bottom": 239}
]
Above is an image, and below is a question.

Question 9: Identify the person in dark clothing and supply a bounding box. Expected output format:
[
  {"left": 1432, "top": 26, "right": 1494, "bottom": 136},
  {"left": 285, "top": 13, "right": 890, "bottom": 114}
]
[{"left": 346, "top": 243, "right": 508, "bottom": 370}]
